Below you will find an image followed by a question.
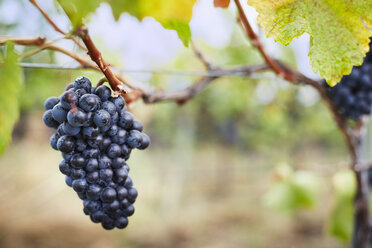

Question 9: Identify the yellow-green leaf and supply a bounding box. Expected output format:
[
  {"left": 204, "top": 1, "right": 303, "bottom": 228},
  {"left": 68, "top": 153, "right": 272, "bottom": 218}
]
[
  {"left": 0, "top": 43, "right": 23, "bottom": 155},
  {"left": 247, "top": 0, "right": 372, "bottom": 85},
  {"left": 57, "top": 0, "right": 197, "bottom": 46}
]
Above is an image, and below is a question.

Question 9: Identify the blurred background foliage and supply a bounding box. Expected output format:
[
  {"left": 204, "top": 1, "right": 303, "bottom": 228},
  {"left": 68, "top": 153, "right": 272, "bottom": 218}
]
[{"left": 0, "top": 0, "right": 358, "bottom": 247}]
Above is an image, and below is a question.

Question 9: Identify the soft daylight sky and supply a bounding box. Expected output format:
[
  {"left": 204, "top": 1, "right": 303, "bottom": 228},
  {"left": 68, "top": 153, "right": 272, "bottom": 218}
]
[{"left": 0, "top": 0, "right": 319, "bottom": 87}]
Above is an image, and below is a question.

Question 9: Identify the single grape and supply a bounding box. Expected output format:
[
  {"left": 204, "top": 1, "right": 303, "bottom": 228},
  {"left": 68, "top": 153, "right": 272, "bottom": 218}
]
[
  {"left": 60, "top": 90, "right": 78, "bottom": 109},
  {"left": 74, "top": 76, "right": 92, "bottom": 92},
  {"left": 79, "top": 94, "right": 101, "bottom": 112},
  {"left": 93, "top": 109, "right": 111, "bottom": 127},
  {"left": 52, "top": 104, "right": 68, "bottom": 123},
  {"left": 95, "top": 85, "right": 111, "bottom": 101},
  {"left": 57, "top": 135, "right": 75, "bottom": 153},
  {"left": 67, "top": 108, "right": 87, "bottom": 127},
  {"left": 44, "top": 97, "right": 60, "bottom": 110},
  {"left": 43, "top": 110, "right": 60, "bottom": 129}
]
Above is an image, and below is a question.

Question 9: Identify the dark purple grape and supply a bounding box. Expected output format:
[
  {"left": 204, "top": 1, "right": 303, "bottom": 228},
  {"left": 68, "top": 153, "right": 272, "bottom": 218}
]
[
  {"left": 50, "top": 133, "right": 60, "bottom": 150},
  {"left": 95, "top": 85, "right": 111, "bottom": 101},
  {"left": 67, "top": 108, "right": 87, "bottom": 127},
  {"left": 85, "top": 158, "right": 99, "bottom": 172},
  {"left": 59, "top": 160, "right": 71, "bottom": 176},
  {"left": 101, "top": 101, "right": 116, "bottom": 116},
  {"left": 118, "top": 111, "right": 133, "bottom": 129},
  {"left": 57, "top": 135, "right": 75, "bottom": 153},
  {"left": 132, "top": 120, "right": 143, "bottom": 132},
  {"left": 100, "top": 187, "right": 116, "bottom": 203},
  {"left": 72, "top": 178, "right": 88, "bottom": 193},
  {"left": 109, "top": 96, "right": 125, "bottom": 111},
  {"left": 93, "top": 109, "right": 111, "bottom": 127},
  {"left": 74, "top": 76, "right": 92, "bottom": 92},
  {"left": 52, "top": 104, "right": 68, "bottom": 123},
  {"left": 44, "top": 97, "right": 60, "bottom": 110},
  {"left": 127, "top": 187, "right": 138, "bottom": 203},
  {"left": 60, "top": 90, "right": 78, "bottom": 109},
  {"left": 86, "top": 184, "right": 102, "bottom": 200},
  {"left": 107, "top": 144, "right": 121, "bottom": 158},
  {"left": 79, "top": 94, "right": 101, "bottom": 112},
  {"left": 126, "top": 130, "right": 143, "bottom": 148},
  {"left": 111, "top": 129, "right": 126, "bottom": 144},
  {"left": 43, "top": 110, "right": 59, "bottom": 129}
]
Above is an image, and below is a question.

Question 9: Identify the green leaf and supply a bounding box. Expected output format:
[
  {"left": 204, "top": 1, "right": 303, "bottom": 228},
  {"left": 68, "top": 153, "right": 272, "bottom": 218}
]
[
  {"left": 262, "top": 164, "right": 320, "bottom": 214},
  {"left": 163, "top": 20, "right": 191, "bottom": 47},
  {"left": 247, "top": 0, "right": 372, "bottom": 86},
  {"left": 57, "top": 0, "right": 101, "bottom": 27},
  {"left": 57, "top": 0, "right": 197, "bottom": 46},
  {"left": 327, "top": 170, "right": 356, "bottom": 242},
  {"left": 0, "top": 43, "right": 23, "bottom": 155}
]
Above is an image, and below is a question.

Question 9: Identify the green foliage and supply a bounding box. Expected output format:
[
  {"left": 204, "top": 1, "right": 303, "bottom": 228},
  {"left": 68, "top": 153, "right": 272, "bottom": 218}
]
[
  {"left": 262, "top": 164, "right": 320, "bottom": 214},
  {"left": 57, "top": 0, "right": 101, "bottom": 27},
  {"left": 247, "top": 0, "right": 372, "bottom": 86},
  {"left": 327, "top": 169, "right": 356, "bottom": 243},
  {"left": 57, "top": 0, "right": 196, "bottom": 46},
  {"left": 0, "top": 43, "right": 22, "bottom": 154},
  {"left": 162, "top": 20, "right": 191, "bottom": 47}
]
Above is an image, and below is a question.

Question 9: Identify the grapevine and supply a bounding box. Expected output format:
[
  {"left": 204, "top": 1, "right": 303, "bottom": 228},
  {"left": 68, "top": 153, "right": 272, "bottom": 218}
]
[{"left": 0, "top": 0, "right": 371, "bottom": 247}]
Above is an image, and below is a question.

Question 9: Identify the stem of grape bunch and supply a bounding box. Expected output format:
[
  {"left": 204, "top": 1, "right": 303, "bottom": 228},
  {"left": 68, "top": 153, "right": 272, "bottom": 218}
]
[{"left": 4, "top": 0, "right": 368, "bottom": 245}]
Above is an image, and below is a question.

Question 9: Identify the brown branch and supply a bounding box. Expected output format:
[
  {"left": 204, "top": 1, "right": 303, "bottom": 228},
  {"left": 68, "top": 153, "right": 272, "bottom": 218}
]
[
  {"left": 75, "top": 25, "right": 126, "bottom": 94},
  {"left": 0, "top": 36, "right": 145, "bottom": 92},
  {"left": 191, "top": 43, "right": 214, "bottom": 70},
  {"left": 0, "top": 36, "right": 46, "bottom": 46},
  {"left": 273, "top": 61, "right": 357, "bottom": 161},
  {"left": 234, "top": 0, "right": 295, "bottom": 82},
  {"left": 29, "top": 0, "right": 87, "bottom": 51},
  {"left": 143, "top": 64, "right": 270, "bottom": 104}
]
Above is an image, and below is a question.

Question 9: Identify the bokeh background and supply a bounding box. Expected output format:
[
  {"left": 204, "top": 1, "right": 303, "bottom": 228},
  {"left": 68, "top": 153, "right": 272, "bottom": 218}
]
[{"left": 0, "top": 0, "right": 357, "bottom": 247}]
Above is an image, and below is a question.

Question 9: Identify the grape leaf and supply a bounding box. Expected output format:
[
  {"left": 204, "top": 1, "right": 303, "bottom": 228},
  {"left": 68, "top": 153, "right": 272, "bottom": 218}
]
[
  {"left": 247, "top": 0, "right": 372, "bottom": 86},
  {"left": 214, "top": 0, "right": 231, "bottom": 8},
  {"left": 0, "top": 43, "right": 22, "bottom": 155},
  {"left": 162, "top": 20, "right": 192, "bottom": 47},
  {"left": 327, "top": 170, "right": 356, "bottom": 242},
  {"left": 57, "top": 0, "right": 101, "bottom": 27},
  {"left": 57, "top": 0, "right": 196, "bottom": 46},
  {"left": 262, "top": 164, "right": 320, "bottom": 214}
]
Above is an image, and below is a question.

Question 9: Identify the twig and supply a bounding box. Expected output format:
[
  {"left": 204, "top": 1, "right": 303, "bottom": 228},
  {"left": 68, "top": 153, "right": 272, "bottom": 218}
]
[
  {"left": 0, "top": 36, "right": 145, "bottom": 91},
  {"left": 191, "top": 43, "right": 214, "bottom": 70},
  {"left": 29, "top": 0, "right": 87, "bottom": 51},
  {"left": 19, "top": 38, "right": 63, "bottom": 59},
  {"left": 143, "top": 64, "right": 269, "bottom": 104},
  {"left": 75, "top": 25, "right": 126, "bottom": 94},
  {"left": 233, "top": 0, "right": 295, "bottom": 82},
  {"left": 0, "top": 36, "right": 46, "bottom": 46},
  {"left": 19, "top": 62, "right": 275, "bottom": 77}
]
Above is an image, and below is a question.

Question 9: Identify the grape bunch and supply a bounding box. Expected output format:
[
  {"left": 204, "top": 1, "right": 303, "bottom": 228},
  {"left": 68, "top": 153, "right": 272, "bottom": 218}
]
[
  {"left": 42, "top": 76, "right": 150, "bottom": 230},
  {"left": 326, "top": 40, "right": 372, "bottom": 120}
]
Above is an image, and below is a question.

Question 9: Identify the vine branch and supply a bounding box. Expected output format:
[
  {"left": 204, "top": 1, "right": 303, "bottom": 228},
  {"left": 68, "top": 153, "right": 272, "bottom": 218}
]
[
  {"left": 233, "top": 0, "right": 295, "bottom": 82},
  {"left": 75, "top": 25, "right": 126, "bottom": 94},
  {"left": 29, "top": 0, "right": 87, "bottom": 51}
]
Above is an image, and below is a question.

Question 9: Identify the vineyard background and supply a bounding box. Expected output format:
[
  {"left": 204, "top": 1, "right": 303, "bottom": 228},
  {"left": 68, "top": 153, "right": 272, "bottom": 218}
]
[{"left": 0, "top": 0, "right": 362, "bottom": 247}]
